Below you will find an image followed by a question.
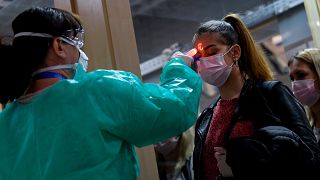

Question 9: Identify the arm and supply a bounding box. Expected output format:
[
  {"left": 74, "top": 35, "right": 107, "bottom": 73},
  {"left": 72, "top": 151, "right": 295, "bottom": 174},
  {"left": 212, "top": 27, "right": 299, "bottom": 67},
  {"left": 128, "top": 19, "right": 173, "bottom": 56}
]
[{"left": 90, "top": 58, "right": 202, "bottom": 147}]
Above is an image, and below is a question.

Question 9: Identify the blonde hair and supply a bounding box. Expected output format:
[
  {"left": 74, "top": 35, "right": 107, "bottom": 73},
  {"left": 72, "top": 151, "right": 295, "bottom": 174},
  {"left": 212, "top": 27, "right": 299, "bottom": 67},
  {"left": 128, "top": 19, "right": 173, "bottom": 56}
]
[
  {"left": 193, "top": 13, "right": 273, "bottom": 81},
  {"left": 294, "top": 48, "right": 320, "bottom": 81}
]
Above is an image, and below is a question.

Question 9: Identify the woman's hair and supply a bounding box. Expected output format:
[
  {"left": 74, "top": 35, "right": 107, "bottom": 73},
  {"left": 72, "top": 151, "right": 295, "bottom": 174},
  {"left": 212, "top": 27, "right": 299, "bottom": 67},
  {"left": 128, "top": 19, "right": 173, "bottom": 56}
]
[
  {"left": 0, "top": 7, "right": 82, "bottom": 104},
  {"left": 193, "top": 13, "right": 273, "bottom": 81},
  {"left": 289, "top": 48, "right": 320, "bottom": 81}
]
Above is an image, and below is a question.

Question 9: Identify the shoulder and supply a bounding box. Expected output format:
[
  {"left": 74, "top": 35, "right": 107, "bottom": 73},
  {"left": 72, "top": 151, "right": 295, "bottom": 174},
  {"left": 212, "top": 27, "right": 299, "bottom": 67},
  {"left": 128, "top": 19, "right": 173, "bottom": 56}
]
[
  {"left": 255, "top": 80, "right": 282, "bottom": 90},
  {"left": 251, "top": 80, "right": 292, "bottom": 97},
  {"left": 258, "top": 80, "right": 281, "bottom": 88},
  {"left": 243, "top": 79, "right": 298, "bottom": 110}
]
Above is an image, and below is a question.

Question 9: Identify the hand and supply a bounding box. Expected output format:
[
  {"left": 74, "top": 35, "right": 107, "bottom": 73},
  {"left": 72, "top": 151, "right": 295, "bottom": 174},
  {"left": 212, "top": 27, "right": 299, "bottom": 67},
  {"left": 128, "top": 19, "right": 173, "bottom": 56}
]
[
  {"left": 170, "top": 51, "right": 193, "bottom": 67},
  {"left": 214, "top": 147, "right": 233, "bottom": 177}
]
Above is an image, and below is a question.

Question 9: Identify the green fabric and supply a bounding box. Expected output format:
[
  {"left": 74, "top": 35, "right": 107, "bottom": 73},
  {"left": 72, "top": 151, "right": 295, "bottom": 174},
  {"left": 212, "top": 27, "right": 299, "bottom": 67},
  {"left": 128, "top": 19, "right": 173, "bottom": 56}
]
[{"left": 0, "top": 58, "right": 202, "bottom": 180}]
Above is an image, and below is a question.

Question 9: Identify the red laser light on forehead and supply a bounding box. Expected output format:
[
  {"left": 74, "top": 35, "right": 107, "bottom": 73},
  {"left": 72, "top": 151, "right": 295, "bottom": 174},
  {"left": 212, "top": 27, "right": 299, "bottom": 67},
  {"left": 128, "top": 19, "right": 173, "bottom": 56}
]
[{"left": 197, "top": 43, "right": 204, "bottom": 52}]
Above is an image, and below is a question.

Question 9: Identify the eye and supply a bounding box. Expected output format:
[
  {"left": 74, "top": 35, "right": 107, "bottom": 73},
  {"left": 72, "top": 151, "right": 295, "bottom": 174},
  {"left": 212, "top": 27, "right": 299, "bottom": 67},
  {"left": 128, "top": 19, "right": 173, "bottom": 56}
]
[
  {"left": 297, "top": 72, "right": 306, "bottom": 79},
  {"left": 206, "top": 52, "right": 216, "bottom": 57},
  {"left": 292, "top": 71, "right": 308, "bottom": 80},
  {"left": 204, "top": 48, "right": 218, "bottom": 57}
]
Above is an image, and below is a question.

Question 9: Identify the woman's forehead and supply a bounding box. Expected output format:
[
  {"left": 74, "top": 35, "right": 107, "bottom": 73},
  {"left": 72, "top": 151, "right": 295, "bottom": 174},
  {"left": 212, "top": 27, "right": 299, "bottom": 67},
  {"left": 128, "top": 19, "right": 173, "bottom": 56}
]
[
  {"left": 289, "top": 59, "right": 313, "bottom": 73},
  {"left": 194, "top": 32, "right": 226, "bottom": 47}
]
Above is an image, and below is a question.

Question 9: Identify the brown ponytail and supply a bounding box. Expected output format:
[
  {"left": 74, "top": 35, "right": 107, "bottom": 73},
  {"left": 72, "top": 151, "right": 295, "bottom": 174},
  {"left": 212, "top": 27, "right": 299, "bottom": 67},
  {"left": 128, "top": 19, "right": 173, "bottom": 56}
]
[{"left": 223, "top": 14, "right": 273, "bottom": 81}]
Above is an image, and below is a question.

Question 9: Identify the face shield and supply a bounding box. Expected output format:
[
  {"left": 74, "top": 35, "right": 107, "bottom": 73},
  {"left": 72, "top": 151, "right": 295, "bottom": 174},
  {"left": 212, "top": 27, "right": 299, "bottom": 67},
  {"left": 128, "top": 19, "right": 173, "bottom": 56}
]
[
  {"left": 14, "top": 28, "right": 85, "bottom": 49},
  {"left": 60, "top": 28, "right": 85, "bottom": 49},
  {"left": 13, "top": 28, "right": 87, "bottom": 77},
  {"left": 59, "top": 29, "right": 89, "bottom": 72}
]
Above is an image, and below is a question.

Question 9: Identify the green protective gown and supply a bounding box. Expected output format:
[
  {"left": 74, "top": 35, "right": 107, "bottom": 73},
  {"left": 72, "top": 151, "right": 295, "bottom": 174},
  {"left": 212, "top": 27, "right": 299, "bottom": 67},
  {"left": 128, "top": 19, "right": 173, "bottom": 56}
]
[{"left": 0, "top": 58, "right": 202, "bottom": 180}]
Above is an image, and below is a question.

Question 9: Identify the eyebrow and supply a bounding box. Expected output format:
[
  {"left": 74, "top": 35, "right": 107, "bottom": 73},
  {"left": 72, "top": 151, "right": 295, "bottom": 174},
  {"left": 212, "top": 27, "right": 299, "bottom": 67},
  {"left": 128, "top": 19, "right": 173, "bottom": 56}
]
[
  {"left": 292, "top": 69, "right": 306, "bottom": 74},
  {"left": 203, "top": 44, "right": 216, "bottom": 51},
  {"left": 197, "top": 44, "right": 216, "bottom": 54}
]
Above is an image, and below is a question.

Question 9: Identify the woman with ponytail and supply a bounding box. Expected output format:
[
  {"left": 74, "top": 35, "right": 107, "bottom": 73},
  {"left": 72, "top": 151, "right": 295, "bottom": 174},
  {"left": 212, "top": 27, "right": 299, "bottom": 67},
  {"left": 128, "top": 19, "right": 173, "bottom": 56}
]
[{"left": 193, "top": 14, "right": 320, "bottom": 179}]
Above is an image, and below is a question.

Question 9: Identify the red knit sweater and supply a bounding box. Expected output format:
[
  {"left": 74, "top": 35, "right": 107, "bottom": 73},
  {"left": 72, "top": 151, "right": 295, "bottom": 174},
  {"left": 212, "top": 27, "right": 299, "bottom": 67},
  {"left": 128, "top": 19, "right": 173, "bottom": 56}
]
[{"left": 203, "top": 98, "right": 255, "bottom": 180}]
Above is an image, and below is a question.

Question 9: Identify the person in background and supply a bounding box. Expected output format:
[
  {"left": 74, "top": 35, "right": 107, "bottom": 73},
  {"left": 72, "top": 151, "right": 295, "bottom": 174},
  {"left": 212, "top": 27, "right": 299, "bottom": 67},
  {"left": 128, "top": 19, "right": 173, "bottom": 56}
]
[
  {"left": 288, "top": 48, "right": 320, "bottom": 145},
  {"left": 153, "top": 47, "right": 198, "bottom": 180},
  {"left": 0, "top": 7, "right": 202, "bottom": 179},
  {"left": 192, "top": 13, "right": 320, "bottom": 179},
  {"left": 154, "top": 126, "right": 194, "bottom": 180}
]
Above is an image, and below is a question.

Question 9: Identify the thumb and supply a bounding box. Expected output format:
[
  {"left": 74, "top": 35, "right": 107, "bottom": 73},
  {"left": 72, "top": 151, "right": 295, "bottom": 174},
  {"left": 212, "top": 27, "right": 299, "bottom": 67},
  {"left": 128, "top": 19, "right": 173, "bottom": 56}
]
[{"left": 170, "top": 51, "right": 192, "bottom": 66}]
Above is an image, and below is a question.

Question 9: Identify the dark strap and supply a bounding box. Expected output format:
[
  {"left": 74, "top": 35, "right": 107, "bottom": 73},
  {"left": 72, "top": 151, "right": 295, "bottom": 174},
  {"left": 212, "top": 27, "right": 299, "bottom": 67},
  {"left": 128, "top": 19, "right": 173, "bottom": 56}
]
[{"left": 195, "top": 95, "right": 220, "bottom": 132}]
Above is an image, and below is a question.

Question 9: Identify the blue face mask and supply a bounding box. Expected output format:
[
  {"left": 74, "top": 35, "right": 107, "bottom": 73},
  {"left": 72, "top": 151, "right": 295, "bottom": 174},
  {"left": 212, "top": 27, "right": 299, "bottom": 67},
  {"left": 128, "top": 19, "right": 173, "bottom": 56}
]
[
  {"left": 73, "top": 63, "right": 86, "bottom": 80},
  {"left": 77, "top": 49, "right": 89, "bottom": 71}
]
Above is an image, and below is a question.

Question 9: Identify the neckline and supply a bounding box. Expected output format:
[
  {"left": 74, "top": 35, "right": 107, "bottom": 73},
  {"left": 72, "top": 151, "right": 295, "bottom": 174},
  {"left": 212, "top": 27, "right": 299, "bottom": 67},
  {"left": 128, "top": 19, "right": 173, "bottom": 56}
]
[
  {"left": 219, "top": 98, "right": 239, "bottom": 105},
  {"left": 32, "top": 71, "right": 68, "bottom": 81}
]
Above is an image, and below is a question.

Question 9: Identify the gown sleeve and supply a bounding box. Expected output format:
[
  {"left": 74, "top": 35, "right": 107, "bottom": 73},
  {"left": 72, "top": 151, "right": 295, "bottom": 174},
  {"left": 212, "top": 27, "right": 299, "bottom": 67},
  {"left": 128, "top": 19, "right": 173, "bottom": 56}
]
[{"left": 88, "top": 58, "right": 202, "bottom": 147}]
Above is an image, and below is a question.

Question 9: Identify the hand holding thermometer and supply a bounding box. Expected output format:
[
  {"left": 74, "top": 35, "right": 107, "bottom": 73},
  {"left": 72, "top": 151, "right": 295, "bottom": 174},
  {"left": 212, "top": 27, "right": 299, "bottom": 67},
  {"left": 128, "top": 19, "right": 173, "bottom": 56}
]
[
  {"left": 187, "top": 48, "right": 201, "bottom": 62},
  {"left": 186, "top": 48, "right": 201, "bottom": 72}
]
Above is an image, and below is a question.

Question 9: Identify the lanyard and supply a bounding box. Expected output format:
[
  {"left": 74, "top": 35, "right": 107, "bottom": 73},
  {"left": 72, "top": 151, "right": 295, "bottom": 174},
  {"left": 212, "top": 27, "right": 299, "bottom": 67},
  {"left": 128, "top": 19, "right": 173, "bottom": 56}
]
[{"left": 32, "top": 71, "right": 67, "bottom": 81}]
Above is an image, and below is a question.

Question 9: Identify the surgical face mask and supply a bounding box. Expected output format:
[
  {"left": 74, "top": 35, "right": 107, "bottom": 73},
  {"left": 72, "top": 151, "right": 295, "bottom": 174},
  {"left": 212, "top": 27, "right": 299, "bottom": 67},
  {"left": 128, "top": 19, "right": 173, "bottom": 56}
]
[
  {"left": 77, "top": 49, "right": 89, "bottom": 72},
  {"left": 73, "top": 50, "right": 89, "bottom": 80},
  {"left": 59, "top": 36, "right": 89, "bottom": 72},
  {"left": 292, "top": 79, "right": 320, "bottom": 107},
  {"left": 197, "top": 46, "right": 234, "bottom": 87}
]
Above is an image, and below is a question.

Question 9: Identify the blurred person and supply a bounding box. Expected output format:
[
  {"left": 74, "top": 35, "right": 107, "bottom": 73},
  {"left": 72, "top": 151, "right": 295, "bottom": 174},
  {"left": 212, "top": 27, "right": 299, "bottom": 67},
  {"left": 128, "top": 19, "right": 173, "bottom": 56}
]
[
  {"left": 154, "top": 50, "right": 197, "bottom": 180},
  {"left": 191, "top": 14, "right": 320, "bottom": 179},
  {"left": 154, "top": 127, "right": 194, "bottom": 180},
  {"left": 0, "top": 7, "right": 202, "bottom": 180},
  {"left": 288, "top": 48, "right": 320, "bottom": 145}
]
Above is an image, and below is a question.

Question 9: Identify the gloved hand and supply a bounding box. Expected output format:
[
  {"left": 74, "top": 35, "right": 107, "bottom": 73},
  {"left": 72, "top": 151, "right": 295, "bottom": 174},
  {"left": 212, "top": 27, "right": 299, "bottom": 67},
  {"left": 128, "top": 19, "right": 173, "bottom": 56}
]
[
  {"left": 214, "top": 147, "right": 234, "bottom": 177},
  {"left": 170, "top": 51, "right": 193, "bottom": 67}
]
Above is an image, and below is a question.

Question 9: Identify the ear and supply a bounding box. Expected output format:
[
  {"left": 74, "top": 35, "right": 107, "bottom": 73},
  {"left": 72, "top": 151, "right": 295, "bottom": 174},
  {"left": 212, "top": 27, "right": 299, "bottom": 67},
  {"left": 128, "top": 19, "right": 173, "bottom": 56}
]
[
  {"left": 51, "top": 37, "right": 67, "bottom": 58},
  {"left": 232, "top": 44, "right": 241, "bottom": 61}
]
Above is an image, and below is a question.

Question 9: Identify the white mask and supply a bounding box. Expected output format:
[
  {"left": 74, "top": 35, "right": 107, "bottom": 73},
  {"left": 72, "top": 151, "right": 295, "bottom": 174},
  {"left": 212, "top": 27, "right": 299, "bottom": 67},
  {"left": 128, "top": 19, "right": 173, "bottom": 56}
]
[
  {"left": 73, "top": 49, "right": 89, "bottom": 80},
  {"left": 77, "top": 49, "right": 89, "bottom": 72},
  {"left": 59, "top": 36, "right": 89, "bottom": 72}
]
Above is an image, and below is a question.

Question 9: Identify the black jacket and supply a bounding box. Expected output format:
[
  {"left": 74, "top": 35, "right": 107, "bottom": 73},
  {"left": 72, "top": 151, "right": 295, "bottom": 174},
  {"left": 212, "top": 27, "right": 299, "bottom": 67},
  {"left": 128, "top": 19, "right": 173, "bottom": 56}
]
[{"left": 193, "top": 79, "right": 320, "bottom": 180}]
